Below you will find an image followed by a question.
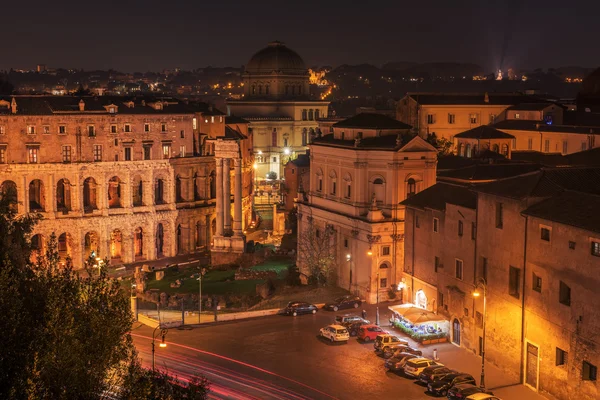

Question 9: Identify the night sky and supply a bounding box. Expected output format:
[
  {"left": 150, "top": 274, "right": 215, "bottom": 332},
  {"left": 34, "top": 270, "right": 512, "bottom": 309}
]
[{"left": 2, "top": 0, "right": 599, "bottom": 72}]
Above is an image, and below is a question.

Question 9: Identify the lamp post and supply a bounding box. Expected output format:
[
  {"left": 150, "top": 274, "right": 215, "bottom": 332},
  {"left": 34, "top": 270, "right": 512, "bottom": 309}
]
[
  {"left": 151, "top": 325, "right": 168, "bottom": 372},
  {"left": 197, "top": 266, "right": 207, "bottom": 324},
  {"left": 472, "top": 277, "right": 487, "bottom": 388},
  {"left": 367, "top": 248, "right": 380, "bottom": 326}
]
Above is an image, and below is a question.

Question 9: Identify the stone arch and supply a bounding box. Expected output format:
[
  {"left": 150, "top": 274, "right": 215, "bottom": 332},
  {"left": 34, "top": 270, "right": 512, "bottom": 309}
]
[
  {"left": 457, "top": 143, "right": 464, "bottom": 157},
  {"left": 501, "top": 143, "right": 509, "bottom": 156},
  {"left": 57, "top": 232, "right": 72, "bottom": 262},
  {"left": 30, "top": 233, "right": 46, "bottom": 264},
  {"left": 132, "top": 175, "right": 143, "bottom": 207},
  {"left": 110, "top": 229, "right": 122, "bottom": 260},
  {"left": 415, "top": 289, "right": 427, "bottom": 309},
  {"left": 155, "top": 177, "right": 166, "bottom": 205},
  {"left": 134, "top": 227, "right": 144, "bottom": 259},
  {"left": 175, "top": 174, "right": 184, "bottom": 202},
  {"left": 1, "top": 180, "right": 18, "bottom": 212},
  {"left": 465, "top": 143, "right": 472, "bottom": 158},
  {"left": 83, "top": 177, "right": 98, "bottom": 213},
  {"left": 176, "top": 224, "right": 183, "bottom": 254},
  {"left": 492, "top": 144, "right": 500, "bottom": 153},
  {"left": 302, "top": 128, "right": 308, "bottom": 146},
  {"left": 56, "top": 178, "right": 72, "bottom": 213},
  {"left": 193, "top": 172, "right": 200, "bottom": 201},
  {"left": 209, "top": 170, "right": 216, "bottom": 199},
  {"left": 156, "top": 223, "right": 165, "bottom": 258},
  {"left": 107, "top": 176, "right": 123, "bottom": 208},
  {"left": 29, "top": 179, "right": 45, "bottom": 211},
  {"left": 84, "top": 231, "right": 100, "bottom": 258}
]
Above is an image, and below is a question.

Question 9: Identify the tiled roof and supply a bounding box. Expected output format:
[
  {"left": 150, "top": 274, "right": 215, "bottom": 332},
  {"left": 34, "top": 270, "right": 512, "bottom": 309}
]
[
  {"left": 522, "top": 190, "right": 600, "bottom": 234},
  {"left": 225, "top": 115, "right": 249, "bottom": 124},
  {"left": 332, "top": 113, "right": 412, "bottom": 130},
  {"left": 406, "top": 92, "right": 543, "bottom": 106},
  {"left": 565, "top": 147, "right": 600, "bottom": 166},
  {"left": 224, "top": 126, "right": 247, "bottom": 140},
  {"left": 510, "top": 151, "right": 569, "bottom": 166},
  {"left": 493, "top": 120, "right": 600, "bottom": 135},
  {"left": 437, "top": 155, "right": 478, "bottom": 171},
  {"left": 454, "top": 125, "right": 515, "bottom": 139},
  {"left": 506, "top": 102, "right": 555, "bottom": 111},
  {"left": 401, "top": 182, "right": 478, "bottom": 211},
  {"left": 311, "top": 133, "right": 414, "bottom": 151},
  {"left": 437, "top": 163, "right": 542, "bottom": 182}
]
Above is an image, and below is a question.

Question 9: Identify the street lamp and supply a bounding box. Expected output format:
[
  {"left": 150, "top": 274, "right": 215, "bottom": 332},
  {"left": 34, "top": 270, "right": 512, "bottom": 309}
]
[
  {"left": 472, "top": 277, "right": 487, "bottom": 389},
  {"left": 367, "top": 248, "right": 380, "bottom": 326},
  {"left": 197, "top": 266, "right": 207, "bottom": 324},
  {"left": 151, "top": 325, "right": 168, "bottom": 371}
]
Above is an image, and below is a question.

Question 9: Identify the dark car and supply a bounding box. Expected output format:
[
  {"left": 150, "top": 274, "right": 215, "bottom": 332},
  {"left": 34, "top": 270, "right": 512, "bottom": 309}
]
[
  {"left": 334, "top": 314, "right": 369, "bottom": 326},
  {"left": 417, "top": 366, "right": 455, "bottom": 386},
  {"left": 284, "top": 302, "right": 318, "bottom": 316},
  {"left": 324, "top": 295, "right": 362, "bottom": 311},
  {"left": 427, "top": 373, "right": 476, "bottom": 397},
  {"left": 346, "top": 321, "right": 369, "bottom": 336},
  {"left": 447, "top": 383, "right": 493, "bottom": 400},
  {"left": 384, "top": 352, "right": 418, "bottom": 373},
  {"left": 384, "top": 344, "right": 423, "bottom": 359}
]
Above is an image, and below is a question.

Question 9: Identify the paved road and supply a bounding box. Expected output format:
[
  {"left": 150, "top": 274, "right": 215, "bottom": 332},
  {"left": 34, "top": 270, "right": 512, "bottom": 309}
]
[{"left": 132, "top": 305, "right": 435, "bottom": 400}]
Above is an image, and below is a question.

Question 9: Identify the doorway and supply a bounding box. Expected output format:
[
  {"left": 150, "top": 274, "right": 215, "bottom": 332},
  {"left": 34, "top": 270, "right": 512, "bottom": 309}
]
[
  {"left": 452, "top": 319, "right": 461, "bottom": 346},
  {"left": 525, "top": 342, "right": 539, "bottom": 390}
]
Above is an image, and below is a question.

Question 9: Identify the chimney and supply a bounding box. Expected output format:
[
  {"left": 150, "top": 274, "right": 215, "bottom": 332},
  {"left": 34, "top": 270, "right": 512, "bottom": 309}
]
[
  {"left": 79, "top": 99, "right": 85, "bottom": 111},
  {"left": 10, "top": 97, "right": 17, "bottom": 114},
  {"left": 484, "top": 92, "right": 489, "bottom": 103}
]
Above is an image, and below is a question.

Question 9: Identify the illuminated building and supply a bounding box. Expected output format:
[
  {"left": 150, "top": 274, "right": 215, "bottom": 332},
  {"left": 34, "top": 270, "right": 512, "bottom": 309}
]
[{"left": 228, "top": 41, "right": 329, "bottom": 180}]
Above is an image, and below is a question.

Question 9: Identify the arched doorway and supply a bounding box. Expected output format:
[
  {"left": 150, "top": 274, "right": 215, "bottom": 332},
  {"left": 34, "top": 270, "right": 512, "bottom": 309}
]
[
  {"left": 110, "top": 229, "right": 122, "bottom": 259},
  {"left": 29, "top": 179, "right": 45, "bottom": 211},
  {"left": 175, "top": 175, "right": 183, "bottom": 202},
  {"left": 83, "top": 177, "right": 98, "bottom": 213},
  {"left": 58, "top": 232, "right": 71, "bottom": 261},
  {"left": 176, "top": 224, "right": 182, "bottom": 254},
  {"left": 84, "top": 231, "right": 99, "bottom": 258},
  {"left": 155, "top": 178, "right": 165, "bottom": 204},
  {"left": 452, "top": 319, "right": 461, "bottom": 345},
  {"left": 132, "top": 176, "right": 143, "bottom": 207},
  {"left": 30, "top": 234, "right": 45, "bottom": 264},
  {"left": 156, "top": 223, "right": 164, "bottom": 258},
  {"left": 108, "top": 176, "right": 123, "bottom": 208},
  {"left": 415, "top": 290, "right": 427, "bottom": 309},
  {"left": 1, "top": 180, "right": 18, "bottom": 213},
  {"left": 134, "top": 228, "right": 144, "bottom": 259},
  {"left": 56, "top": 178, "right": 71, "bottom": 213}
]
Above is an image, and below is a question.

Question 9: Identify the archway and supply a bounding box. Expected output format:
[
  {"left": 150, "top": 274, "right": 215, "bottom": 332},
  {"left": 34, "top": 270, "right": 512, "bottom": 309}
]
[
  {"left": 155, "top": 178, "right": 165, "bottom": 205},
  {"left": 195, "top": 221, "right": 202, "bottom": 248},
  {"left": 175, "top": 175, "right": 183, "bottom": 202},
  {"left": 110, "top": 229, "right": 122, "bottom": 259},
  {"left": 458, "top": 143, "right": 464, "bottom": 157},
  {"left": 107, "top": 176, "right": 123, "bottom": 208},
  {"left": 209, "top": 171, "right": 216, "bottom": 199},
  {"left": 193, "top": 172, "right": 200, "bottom": 201},
  {"left": 177, "top": 224, "right": 182, "bottom": 254},
  {"left": 56, "top": 178, "right": 72, "bottom": 212},
  {"left": 415, "top": 289, "right": 427, "bottom": 309},
  {"left": 501, "top": 143, "right": 509, "bottom": 156},
  {"left": 1, "top": 180, "right": 18, "bottom": 212},
  {"left": 156, "top": 223, "right": 165, "bottom": 258},
  {"left": 452, "top": 319, "right": 461, "bottom": 345},
  {"left": 134, "top": 228, "right": 144, "bottom": 259},
  {"left": 58, "top": 232, "right": 72, "bottom": 261},
  {"left": 492, "top": 144, "right": 500, "bottom": 153},
  {"left": 83, "top": 177, "right": 98, "bottom": 213},
  {"left": 30, "top": 233, "right": 45, "bottom": 264},
  {"left": 84, "top": 231, "right": 100, "bottom": 258},
  {"left": 132, "top": 175, "right": 143, "bottom": 207},
  {"left": 465, "top": 144, "right": 472, "bottom": 158},
  {"left": 29, "top": 179, "right": 45, "bottom": 211}
]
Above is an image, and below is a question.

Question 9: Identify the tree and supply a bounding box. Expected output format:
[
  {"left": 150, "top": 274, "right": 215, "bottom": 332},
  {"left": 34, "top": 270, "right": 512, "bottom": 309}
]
[
  {"left": 427, "top": 132, "right": 453, "bottom": 157},
  {"left": 0, "top": 77, "right": 14, "bottom": 95},
  {"left": 297, "top": 219, "right": 337, "bottom": 286}
]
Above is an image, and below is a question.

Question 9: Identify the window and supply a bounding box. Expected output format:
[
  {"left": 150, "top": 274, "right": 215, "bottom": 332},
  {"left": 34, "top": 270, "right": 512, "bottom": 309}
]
[
  {"left": 458, "top": 220, "right": 463, "bottom": 237},
  {"left": 448, "top": 114, "right": 456, "bottom": 124},
  {"left": 88, "top": 125, "right": 95, "bottom": 137},
  {"left": 509, "top": 266, "right": 520, "bottom": 299},
  {"left": 27, "top": 125, "right": 36, "bottom": 134},
  {"left": 471, "top": 222, "right": 476, "bottom": 240},
  {"left": 124, "top": 124, "right": 131, "bottom": 133},
  {"left": 317, "top": 177, "right": 322, "bottom": 192},
  {"left": 427, "top": 114, "right": 436, "bottom": 124},
  {"left": 110, "top": 125, "right": 117, "bottom": 134},
  {"left": 144, "top": 123, "right": 150, "bottom": 132},
  {"left": 415, "top": 215, "right": 420, "bottom": 228},
  {"left": 559, "top": 281, "right": 571, "bottom": 306},
  {"left": 283, "top": 138, "right": 288, "bottom": 147},
  {"left": 62, "top": 145, "right": 72, "bottom": 162},
  {"left": 528, "top": 138, "right": 533, "bottom": 150},
  {"left": 544, "top": 139, "right": 550, "bottom": 152},
  {"left": 0, "top": 147, "right": 5, "bottom": 163},
  {"left": 345, "top": 183, "right": 351, "bottom": 198},
  {"left": 162, "top": 144, "right": 171, "bottom": 159},
  {"left": 0, "top": 126, "right": 5, "bottom": 134},
  {"left": 124, "top": 147, "right": 132, "bottom": 161},
  {"left": 272, "top": 157, "right": 277, "bottom": 163},
  {"left": 556, "top": 348, "right": 567, "bottom": 366},
  {"left": 272, "top": 129, "right": 277, "bottom": 147},
  {"left": 143, "top": 146, "right": 151, "bottom": 160},
  {"left": 481, "top": 257, "right": 488, "bottom": 282},
  {"left": 211, "top": 116, "right": 215, "bottom": 123},
  {"left": 583, "top": 361, "right": 597, "bottom": 381},
  {"left": 331, "top": 181, "right": 336, "bottom": 195},
  {"left": 192, "top": 118, "right": 197, "bottom": 130},
  {"left": 315, "top": 110, "right": 320, "bottom": 119},
  {"left": 59, "top": 125, "right": 66, "bottom": 134},
  {"left": 302, "top": 109, "right": 307, "bottom": 120},
  {"left": 315, "top": 229, "right": 320, "bottom": 238},
  {"left": 495, "top": 202, "right": 503, "bottom": 229},
  {"left": 582, "top": 142, "right": 587, "bottom": 152},
  {"left": 563, "top": 141, "right": 568, "bottom": 154},
  {"left": 380, "top": 278, "right": 388, "bottom": 288},
  {"left": 308, "top": 109, "right": 314, "bottom": 121},
  {"left": 591, "top": 241, "right": 600, "bottom": 257},
  {"left": 180, "top": 130, "right": 185, "bottom": 139},
  {"left": 93, "top": 145, "right": 102, "bottom": 161},
  {"left": 407, "top": 178, "right": 416, "bottom": 198},
  {"left": 464, "top": 308, "right": 469, "bottom": 317},
  {"left": 541, "top": 227, "right": 551, "bottom": 242},
  {"left": 532, "top": 273, "right": 542, "bottom": 292},
  {"left": 433, "top": 217, "right": 439, "bottom": 233},
  {"left": 469, "top": 114, "right": 478, "bottom": 124},
  {"left": 344, "top": 239, "right": 348, "bottom": 248},
  {"left": 476, "top": 312, "right": 483, "bottom": 328},
  {"left": 180, "top": 145, "right": 186, "bottom": 157},
  {"left": 43, "top": 125, "right": 50, "bottom": 134},
  {"left": 434, "top": 256, "right": 440, "bottom": 273},
  {"left": 161, "top": 123, "right": 167, "bottom": 132},
  {"left": 515, "top": 113, "right": 521, "bottom": 119},
  {"left": 28, "top": 147, "right": 38, "bottom": 163},
  {"left": 382, "top": 246, "right": 390, "bottom": 256},
  {"left": 569, "top": 241, "right": 576, "bottom": 250},
  {"left": 455, "top": 259, "right": 463, "bottom": 280}
]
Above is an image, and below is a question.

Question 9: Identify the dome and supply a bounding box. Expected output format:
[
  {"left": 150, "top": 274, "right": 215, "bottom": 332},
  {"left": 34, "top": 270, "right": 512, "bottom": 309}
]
[
  {"left": 581, "top": 67, "right": 600, "bottom": 95},
  {"left": 245, "top": 41, "right": 307, "bottom": 75}
]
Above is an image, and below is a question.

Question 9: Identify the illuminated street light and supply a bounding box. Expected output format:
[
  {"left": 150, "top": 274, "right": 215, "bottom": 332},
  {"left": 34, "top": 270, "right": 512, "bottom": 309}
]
[
  {"left": 253, "top": 163, "right": 258, "bottom": 170},
  {"left": 472, "top": 277, "right": 487, "bottom": 388},
  {"left": 284, "top": 148, "right": 290, "bottom": 155},
  {"left": 152, "top": 325, "right": 169, "bottom": 371},
  {"left": 346, "top": 254, "right": 351, "bottom": 261}
]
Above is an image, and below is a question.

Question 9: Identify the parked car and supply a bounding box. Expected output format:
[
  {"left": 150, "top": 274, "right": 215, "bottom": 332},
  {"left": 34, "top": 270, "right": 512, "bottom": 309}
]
[
  {"left": 465, "top": 394, "right": 501, "bottom": 400},
  {"left": 427, "top": 373, "right": 476, "bottom": 397},
  {"left": 357, "top": 324, "right": 385, "bottom": 342},
  {"left": 384, "top": 352, "right": 418, "bottom": 373},
  {"left": 417, "top": 366, "right": 455, "bottom": 386},
  {"left": 374, "top": 334, "right": 409, "bottom": 354},
  {"left": 323, "top": 295, "right": 362, "bottom": 311},
  {"left": 384, "top": 344, "right": 423, "bottom": 359},
  {"left": 447, "top": 384, "right": 493, "bottom": 400},
  {"left": 402, "top": 358, "right": 442, "bottom": 378},
  {"left": 284, "top": 302, "right": 318, "bottom": 316},
  {"left": 335, "top": 314, "right": 369, "bottom": 326},
  {"left": 319, "top": 324, "right": 349, "bottom": 342}
]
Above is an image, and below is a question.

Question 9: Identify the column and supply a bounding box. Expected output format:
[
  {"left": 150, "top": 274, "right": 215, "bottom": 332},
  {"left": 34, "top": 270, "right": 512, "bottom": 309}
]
[
  {"left": 223, "top": 158, "right": 231, "bottom": 233},
  {"left": 215, "top": 158, "right": 224, "bottom": 236},
  {"left": 233, "top": 158, "right": 243, "bottom": 236}
]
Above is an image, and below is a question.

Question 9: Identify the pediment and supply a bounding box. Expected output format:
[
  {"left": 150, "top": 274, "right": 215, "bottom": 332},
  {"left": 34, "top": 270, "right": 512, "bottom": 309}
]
[{"left": 398, "top": 135, "right": 438, "bottom": 153}]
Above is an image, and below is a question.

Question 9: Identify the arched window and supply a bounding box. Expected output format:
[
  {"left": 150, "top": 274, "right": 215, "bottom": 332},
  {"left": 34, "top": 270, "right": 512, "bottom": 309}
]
[
  {"left": 84, "top": 231, "right": 99, "bottom": 258},
  {"left": 343, "top": 173, "right": 352, "bottom": 199},
  {"left": 58, "top": 232, "right": 71, "bottom": 261},
  {"left": 258, "top": 85, "right": 262, "bottom": 95},
  {"left": 492, "top": 144, "right": 500, "bottom": 153},
  {"left": 315, "top": 109, "right": 320, "bottom": 119},
  {"left": 458, "top": 143, "right": 464, "bottom": 157},
  {"left": 29, "top": 179, "right": 45, "bottom": 211},
  {"left": 465, "top": 144, "right": 472, "bottom": 158},
  {"left": 107, "top": 176, "right": 122, "bottom": 208},
  {"left": 265, "top": 85, "right": 270, "bottom": 95},
  {"left": 83, "top": 177, "right": 97, "bottom": 213},
  {"left": 407, "top": 178, "right": 416, "bottom": 198},
  {"left": 316, "top": 168, "right": 323, "bottom": 192},
  {"left": 329, "top": 170, "right": 337, "bottom": 196},
  {"left": 501, "top": 143, "right": 509, "bottom": 156},
  {"left": 155, "top": 178, "right": 165, "bottom": 205},
  {"left": 309, "top": 128, "right": 315, "bottom": 143},
  {"left": 302, "top": 128, "right": 307, "bottom": 146},
  {"left": 302, "top": 109, "right": 307, "bottom": 121},
  {"left": 308, "top": 109, "right": 314, "bottom": 121},
  {"left": 1, "top": 180, "right": 18, "bottom": 213},
  {"left": 251, "top": 85, "right": 256, "bottom": 95},
  {"left": 132, "top": 176, "right": 143, "bottom": 207},
  {"left": 372, "top": 177, "right": 386, "bottom": 204},
  {"left": 56, "top": 178, "right": 71, "bottom": 212}
]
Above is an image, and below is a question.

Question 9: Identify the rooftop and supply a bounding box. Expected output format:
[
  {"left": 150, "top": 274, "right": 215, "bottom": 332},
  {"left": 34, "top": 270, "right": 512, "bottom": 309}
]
[
  {"left": 401, "top": 182, "right": 478, "bottom": 211},
  {"left": 437, "top": 163, "right": 543, "bottom": 182},
  {"left": 311, "top": 132, "right": 422, "bottom": 151},
  {"left": 287, "top": 153, "right": 310, "bottom": 168},
  {"left": 454, "top": 125, "right": 515, "bottom": 140},
  {"left": 225, "top": 115, "right": 249, "bottom": 125},
  {"left": 506, "top": 102, "right": 556, "bottom": 111},
  {"left": 332, "top": 113, "right": 412, "bottom": 130},
  {"left": 406, "top": 92, "right": 545, "bottom": 106},
  {"left": 493, "top": 120, "right": 600, "bottom": 135}
]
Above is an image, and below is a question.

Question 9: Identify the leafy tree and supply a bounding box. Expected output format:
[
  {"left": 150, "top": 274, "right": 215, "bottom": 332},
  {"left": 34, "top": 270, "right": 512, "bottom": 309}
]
[
  {"left": 426, "top": 132, "right": 453, "bottom": 157},
  {"left": 0, "top": 77, "right": 14, "bottom": 95},
  {"left": 297, "top": 220, "right": 337, "bottom": 286}
]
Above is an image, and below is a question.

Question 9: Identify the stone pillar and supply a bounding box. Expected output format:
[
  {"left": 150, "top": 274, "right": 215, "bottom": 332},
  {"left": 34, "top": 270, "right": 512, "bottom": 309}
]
[
  {"left": 215, "top": 158, "right": 224, "bottom": 236},
  {"left": 223, "top": 158, "right": 231, "bottom": 233},
  {"left": 233, "top": 158, "right": 243, "bottom": 236}
]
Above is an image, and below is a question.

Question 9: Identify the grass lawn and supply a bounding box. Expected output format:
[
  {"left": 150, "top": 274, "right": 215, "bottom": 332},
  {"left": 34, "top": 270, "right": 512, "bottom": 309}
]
[{"left": 250, "top": 256, "right": 294, "bottom": 276}]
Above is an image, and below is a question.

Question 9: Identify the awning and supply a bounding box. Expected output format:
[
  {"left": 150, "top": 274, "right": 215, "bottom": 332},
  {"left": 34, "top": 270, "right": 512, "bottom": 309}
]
[
  {"left": 404, "top": 311, "right": 447, "bottom": 325},
  {"left": 388, "top": 304, "right": 427, "bottom": 317}
]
